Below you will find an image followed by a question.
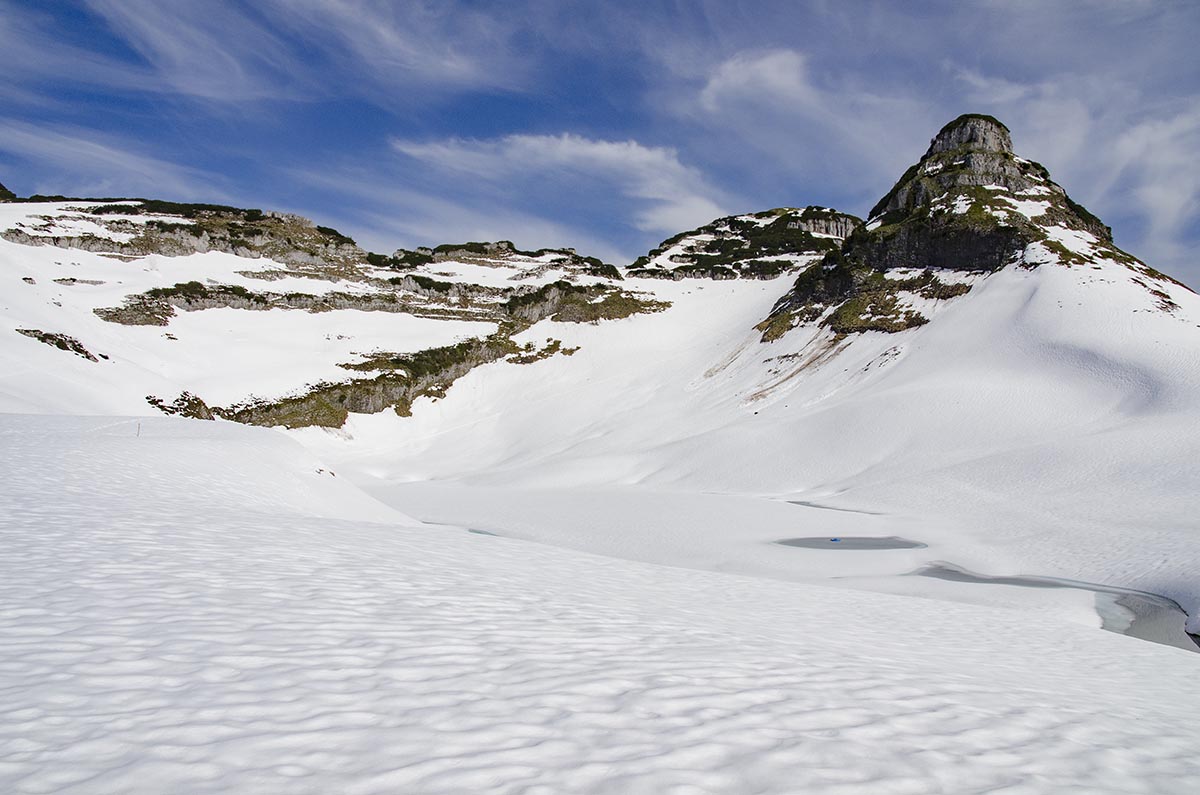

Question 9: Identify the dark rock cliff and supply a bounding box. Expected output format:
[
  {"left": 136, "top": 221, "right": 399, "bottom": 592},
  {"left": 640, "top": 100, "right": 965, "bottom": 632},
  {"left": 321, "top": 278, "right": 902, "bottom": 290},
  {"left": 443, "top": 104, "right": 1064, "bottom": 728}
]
[{"left": 758, "top": 114, "right": 1128, "bottom": 340}]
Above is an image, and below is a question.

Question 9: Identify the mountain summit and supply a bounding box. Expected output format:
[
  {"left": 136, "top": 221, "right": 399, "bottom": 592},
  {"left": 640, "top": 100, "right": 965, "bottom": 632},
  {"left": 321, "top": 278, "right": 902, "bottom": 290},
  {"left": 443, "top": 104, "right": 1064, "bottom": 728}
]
[
  {"left": 924, "top": 113, "right": 1013, "bottom": 156},
  {"left": 866, "top": 113, "right": 1110, "bottom": 244},
  {"left": 757, "top": 114, "right": 1176, "bottom": 339}
]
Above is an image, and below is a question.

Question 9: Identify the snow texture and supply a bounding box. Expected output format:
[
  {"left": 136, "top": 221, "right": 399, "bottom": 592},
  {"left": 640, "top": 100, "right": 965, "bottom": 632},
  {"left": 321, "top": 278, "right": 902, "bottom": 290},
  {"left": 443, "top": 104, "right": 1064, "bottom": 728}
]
[
  {"left": 2, "top": 196, "right": 1200, "bottom": 793},
  {"left": 2, "top": 414, "right": 1199, "bottom": 794}
]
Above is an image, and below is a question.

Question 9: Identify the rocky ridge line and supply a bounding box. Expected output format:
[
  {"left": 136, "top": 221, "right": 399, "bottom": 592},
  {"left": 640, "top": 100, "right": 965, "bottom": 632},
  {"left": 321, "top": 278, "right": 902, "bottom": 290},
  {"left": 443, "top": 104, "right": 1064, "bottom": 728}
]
[
  {"left": 629, "top": 206, "right": 862, "bottom": 281},
  {"left": 757, "top": 114, "right": 1185, "bottom": 341}
]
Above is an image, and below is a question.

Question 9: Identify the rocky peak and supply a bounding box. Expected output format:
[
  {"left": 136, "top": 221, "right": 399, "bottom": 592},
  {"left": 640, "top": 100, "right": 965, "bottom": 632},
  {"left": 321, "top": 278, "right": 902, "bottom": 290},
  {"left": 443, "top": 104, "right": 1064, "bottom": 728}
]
[
  {"left": 867, "top": 114, "right": 1110, "bottom": 243},
  {"left": 0, "top": 180, "right": 15, "bottom": 201},
  {"left": 756, "top": 114, "right": 1139, "bottom": 342},
  {"left": 869, "top": 115, "right": 1053, "bottom": 227},
  {"left": 925, "top": 114, "right": 1012, "bottom": 157}
]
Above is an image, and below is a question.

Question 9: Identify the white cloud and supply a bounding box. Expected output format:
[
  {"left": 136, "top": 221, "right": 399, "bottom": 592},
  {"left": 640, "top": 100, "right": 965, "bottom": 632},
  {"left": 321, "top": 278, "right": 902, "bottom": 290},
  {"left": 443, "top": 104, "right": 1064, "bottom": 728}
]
[
  {"left": 287, "top": 167, "right": 631, "bottom": 264},
  {"left": 82, "top": 0, "right": 307, "bottom": 101},
  {"left": 271, "top": 0, "right": 530, "bottom": 93},
  {"left": 392, "top": 133, "right": 730, "bottom": 235},
  {"left": 691, "top": 48, "right": 934, "bottom": 204},
  {"left": 953, "top": 67, "right": 1200, "bottom": 281},
  {"left": 1106, "top": 108, "right": 1200, "bottom": 269},
  {"left": 953, "top": 69, "right": 1032, "bottom": 105},
  {"left": 0, "top": 120, "right": 224, "bottom": 200},
  {"left": 700, "top": 49, "right": 817, "bottom": 112},
  {"left": 70, "top": 0, "right": 531, "bottom": 103}
]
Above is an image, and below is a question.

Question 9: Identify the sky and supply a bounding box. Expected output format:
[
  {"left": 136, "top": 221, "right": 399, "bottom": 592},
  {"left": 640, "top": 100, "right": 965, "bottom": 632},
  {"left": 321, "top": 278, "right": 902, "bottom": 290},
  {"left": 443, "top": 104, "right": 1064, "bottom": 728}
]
[{"left": 1, "top": 0, "right": 1198, "bottom": 283}]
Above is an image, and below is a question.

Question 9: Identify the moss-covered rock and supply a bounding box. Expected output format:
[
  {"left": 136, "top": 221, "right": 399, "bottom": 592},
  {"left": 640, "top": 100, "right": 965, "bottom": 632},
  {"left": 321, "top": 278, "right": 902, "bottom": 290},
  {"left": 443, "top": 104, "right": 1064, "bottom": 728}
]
[
  {"left": 757, "top": 114, "right": 1143, "bottom": 341},
  {"left": 219, "top": 331, "right": 523, "bottom": 428}
]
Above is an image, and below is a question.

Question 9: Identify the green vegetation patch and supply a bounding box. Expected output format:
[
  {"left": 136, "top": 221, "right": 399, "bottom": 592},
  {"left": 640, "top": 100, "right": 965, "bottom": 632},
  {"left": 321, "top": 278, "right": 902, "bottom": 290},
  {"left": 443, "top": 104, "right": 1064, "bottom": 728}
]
[
  {"left": 825, "top": 291, "right": 928, "bottom": 334},
  {"left": 89, "top": 200, "right": 263, "bottom": 219},
  {"left": 551, "top": 290, "right": 669, "bottom": 322},
  {"left": 507, "top": 338, "right": 580, "bottom": 365},
  {"left": 146, "top": 281, "right": 270, "bottom": 305},
  {"left": 366, "top": 250, "right": 433, "bottom": 269},
  {"left": 757, "top": 262, "right": 972, "bottom": 341}
]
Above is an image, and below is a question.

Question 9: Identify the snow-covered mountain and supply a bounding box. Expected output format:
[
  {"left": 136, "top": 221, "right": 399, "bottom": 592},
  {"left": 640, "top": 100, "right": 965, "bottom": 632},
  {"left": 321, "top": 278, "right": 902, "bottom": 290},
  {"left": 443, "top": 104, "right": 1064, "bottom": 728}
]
[
  {"left": 628, "top": 205, "right": 861, "bottom": 280},
  {"left": 3, "top": 115, "right": 1200, "bottom": 793}
]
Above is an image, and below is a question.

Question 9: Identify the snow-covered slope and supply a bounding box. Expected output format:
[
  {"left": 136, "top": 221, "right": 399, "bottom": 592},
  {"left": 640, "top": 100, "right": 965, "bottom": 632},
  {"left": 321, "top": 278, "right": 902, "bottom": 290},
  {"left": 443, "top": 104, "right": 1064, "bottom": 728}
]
[
  {"left": 0, "top": 201, "right": 643, "bottom": 422},
  {"left": 286, "top": 118, "right": 1200, "bottom": 645},
  {"left": 3, "top": 413, "right": 1199, "bottom": 794},
  {"left": 1, "top": 114, "right": 1199, "bottom": 790},
  {"left": 298, "top": 255, "right": 1200, "bottom": 639}
]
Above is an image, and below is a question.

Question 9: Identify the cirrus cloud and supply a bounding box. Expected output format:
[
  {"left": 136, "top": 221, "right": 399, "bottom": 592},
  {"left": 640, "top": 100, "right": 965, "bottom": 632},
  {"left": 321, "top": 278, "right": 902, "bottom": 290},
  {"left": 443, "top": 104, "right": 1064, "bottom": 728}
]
[{"left": 393, "top": 133, "right": 732, "bottom": 236}]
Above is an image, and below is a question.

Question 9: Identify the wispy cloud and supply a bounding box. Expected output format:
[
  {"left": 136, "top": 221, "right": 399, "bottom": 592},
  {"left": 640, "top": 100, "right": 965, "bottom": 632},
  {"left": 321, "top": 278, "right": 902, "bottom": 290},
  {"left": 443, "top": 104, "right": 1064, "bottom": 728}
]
[
  {"left": 0, "top": 120, "right": 225, "bottom": 200},
  {"left": 0, "top": 3, "right": 158, "bottom": 97},
  {"left": 44, "top": 0, "right": 534, "bottom": 104},
  {"left": 82, "top": 0, "right": 307, "bottom": 101},
  {"left": 287, "top": 166, "right": 631, "bottom": 264},
  {"left": 1101, "top": 107, "right": 1200, "bottom": 268},
  {"left": 271, "top": 0, "right": 532, "bottom": 94},
  {"left": 688, "top": 48, "right": 935, "bottom": 207},
  {"left": 1, "top": 0, "right": 535, "bottom": 106},
  {"left": 393, "top": 133, "right": 731, "bottom": 235}
]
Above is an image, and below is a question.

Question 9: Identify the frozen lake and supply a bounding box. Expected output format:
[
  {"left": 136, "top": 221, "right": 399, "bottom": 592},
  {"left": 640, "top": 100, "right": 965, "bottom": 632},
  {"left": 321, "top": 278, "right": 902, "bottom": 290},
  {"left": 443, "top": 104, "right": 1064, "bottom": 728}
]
[{"left": 916, "top": 563, "right": 1200, "bottom": 652}]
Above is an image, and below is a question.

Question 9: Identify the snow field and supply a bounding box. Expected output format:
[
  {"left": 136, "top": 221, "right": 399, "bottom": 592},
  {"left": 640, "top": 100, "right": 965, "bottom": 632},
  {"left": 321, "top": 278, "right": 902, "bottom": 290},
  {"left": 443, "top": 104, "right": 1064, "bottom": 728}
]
[
  {"left": 0, "top": 236, "right": 497, "bottom": 411},
  {"left": 300, "top": 259, "right": 1200, "bottom": 636},
  {"left": 2, "top": 414, "right": 1199, "bottom": 794}
]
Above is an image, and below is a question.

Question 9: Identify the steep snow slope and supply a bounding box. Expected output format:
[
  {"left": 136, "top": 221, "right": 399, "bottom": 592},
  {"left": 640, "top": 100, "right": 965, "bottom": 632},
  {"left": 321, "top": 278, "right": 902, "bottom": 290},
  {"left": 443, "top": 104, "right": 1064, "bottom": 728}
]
[
  {"left": 0, "top": 201, "right": 637, "bottom": 419},
  {"left": 285, "top": 117, "right": 1200, "bottom": 642},
  {"left": 2, "top": 188, "right": 1197, "bottom": 645},
  {"left": 298, "top": 254, "right": 1200, "bottom": 640},
  {"left": 2, "top": 114, "right": 1200, "bottom": 791},
  {"left": 2, "top": 414, "right": 1199, "bottom": 794},
  {"left": 0, "top": 202, "right": 495, "bottom": 413}
]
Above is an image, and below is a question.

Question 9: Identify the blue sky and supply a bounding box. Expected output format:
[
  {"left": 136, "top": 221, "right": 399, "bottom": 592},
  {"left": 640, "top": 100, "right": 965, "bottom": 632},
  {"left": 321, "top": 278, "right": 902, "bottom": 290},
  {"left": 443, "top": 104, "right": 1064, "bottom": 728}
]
[{"left": 2, "top": 1, "right": 1198, "bottom": 283}]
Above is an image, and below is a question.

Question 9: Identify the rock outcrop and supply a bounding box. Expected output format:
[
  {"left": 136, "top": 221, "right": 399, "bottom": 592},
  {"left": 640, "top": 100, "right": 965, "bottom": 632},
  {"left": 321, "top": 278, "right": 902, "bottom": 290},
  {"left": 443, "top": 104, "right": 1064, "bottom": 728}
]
[
  {"left": 924, "top": 113, "right": 1013, "bottom": 156},
  {"left": 2, "top": 205, "right": 368, "bottom": 278},
  {"left": 629, "top": 206, "right": 862, "bottom": 281},
  {"left": 0, "top": 181, "right": 15, "bottom": 201},
  {"left": 758, "top": 114, "right": 1139, "bottom": 340}
]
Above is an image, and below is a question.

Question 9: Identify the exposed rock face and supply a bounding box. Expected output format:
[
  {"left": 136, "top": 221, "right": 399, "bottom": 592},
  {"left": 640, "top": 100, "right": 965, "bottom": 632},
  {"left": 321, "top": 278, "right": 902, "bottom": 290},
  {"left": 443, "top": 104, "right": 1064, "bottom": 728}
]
[
  {"left": 0, "top": 181, "right": 14, "bottom": 201},
  {"left": 629, "top": 206, "right": 863, "bottom": 281},
  {"left": 925, "top": 114, "right": 1013, "bottom": 156},
  {"left": 867, "top": 114, "right": 1108, "bottom": 242},
  {"left": 2, "top": 218, "right": 365, "bottom": 272},
  {"left": 214, "top": 335, "right": 518, "bottom": 429},
  {"left": 146, "top": 392, "right": 215, "bottom": 420},
  {"left": 787, "top": 211, "right": 861, "bottom": 240},
  {"left": 16, "top": 329, "right": 99, "bottom": 361},
  {"left": 758, "top": 114, "right": 1135, "bottom": 341}
]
